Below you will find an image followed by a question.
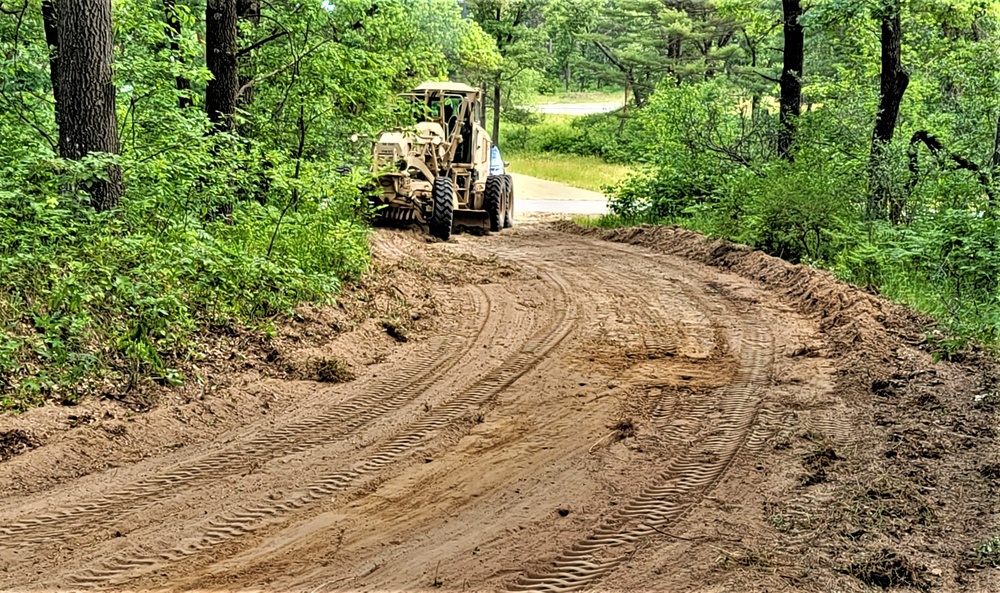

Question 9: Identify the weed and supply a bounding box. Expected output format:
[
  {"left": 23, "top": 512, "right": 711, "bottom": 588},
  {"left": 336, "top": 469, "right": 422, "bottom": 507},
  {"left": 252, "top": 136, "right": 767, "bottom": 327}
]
[
  {"left": 431, "top": 560, "right": 443, "bottom": 588},
  {"left": 767, "top": 512, "right": 790, "bottom": 532},
  {"left": 846, "top": 548, "right": 929, "bottom": 590},
  {"left": 311, "top": 358, "right": 355, "bottom": 383},
  {"left": 974, "top": 536, "right": 1000, "bottom": 567}
]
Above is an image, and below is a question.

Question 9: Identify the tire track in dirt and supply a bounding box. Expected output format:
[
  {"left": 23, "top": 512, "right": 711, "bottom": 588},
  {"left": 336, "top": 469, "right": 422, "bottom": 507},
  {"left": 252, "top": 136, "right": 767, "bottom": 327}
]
[
  {"left": 270, "top": 236, "right": 776, "bottom": 593},
  {"left": 508, "top": 241, "right": 775, "bottom": 592},
  {"left": 61, "top": 270, "right": 578, "bottom": 589},
  {"left": 571, "top": 253, "right": 735, "bottom": 462},
  {"left": 187, "top": 252, "right": 721, "bottom": 593},
  {"left": 0, "top": 286, "right": 492, "bottom": 549}
]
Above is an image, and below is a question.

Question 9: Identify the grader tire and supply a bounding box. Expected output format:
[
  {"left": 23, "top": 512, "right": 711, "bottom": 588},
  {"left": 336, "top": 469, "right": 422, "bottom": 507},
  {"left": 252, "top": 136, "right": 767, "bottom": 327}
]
[
  {"left": 430, "top": 177, "right": 455, "bottom": 241},
  {"left": 502, "top": 174, "right": 514, "bottom": 228},
  {"left": 485, "top": 176, "right": 504, "bottom": 233}
]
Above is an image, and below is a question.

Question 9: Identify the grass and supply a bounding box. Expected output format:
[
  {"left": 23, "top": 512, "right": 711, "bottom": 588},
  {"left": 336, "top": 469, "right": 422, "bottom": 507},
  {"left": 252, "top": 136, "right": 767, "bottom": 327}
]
[
  {"left": 528, "top": 89, "right": 626, "bottom": 105},
  {"left": 507, "top": 152, "right": 631, "bottom": 193}
]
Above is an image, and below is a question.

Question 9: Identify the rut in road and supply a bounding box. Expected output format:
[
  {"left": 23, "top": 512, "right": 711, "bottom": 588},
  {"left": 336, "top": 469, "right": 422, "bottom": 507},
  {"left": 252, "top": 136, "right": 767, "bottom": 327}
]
[
  {"left": 190, "top": 247, "right": 736, "bottom": 593},
  {"left": 272, "top": 235, "right": 798, "bottom": 593},
  {"left": 511, "top": 324, "right": 772, "bottom": 592},
  {"left": 468, "top": 239, "right": 776, "bottom": 592}
]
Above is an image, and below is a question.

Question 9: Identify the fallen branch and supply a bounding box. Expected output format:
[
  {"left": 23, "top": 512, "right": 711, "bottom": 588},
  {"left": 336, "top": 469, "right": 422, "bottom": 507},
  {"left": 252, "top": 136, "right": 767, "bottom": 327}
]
[{"left": 907, "top": 130, "right": 994, "bottom": 206}]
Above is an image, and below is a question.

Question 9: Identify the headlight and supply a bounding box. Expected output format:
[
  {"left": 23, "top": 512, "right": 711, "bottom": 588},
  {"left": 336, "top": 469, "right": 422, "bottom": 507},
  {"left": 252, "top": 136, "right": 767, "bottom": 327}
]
[
  {"left": 350, "top": 133, "right": 360, "bottom": 143},
  {"left": 432, "top": 136, "right": 442, "bottom": 145}
]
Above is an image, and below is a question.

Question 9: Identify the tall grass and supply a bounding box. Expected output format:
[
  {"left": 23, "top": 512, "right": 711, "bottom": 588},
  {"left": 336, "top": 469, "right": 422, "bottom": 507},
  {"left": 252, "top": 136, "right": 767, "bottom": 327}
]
[{"left": 507, "top": 152, "right": 631, "bottom": 193}]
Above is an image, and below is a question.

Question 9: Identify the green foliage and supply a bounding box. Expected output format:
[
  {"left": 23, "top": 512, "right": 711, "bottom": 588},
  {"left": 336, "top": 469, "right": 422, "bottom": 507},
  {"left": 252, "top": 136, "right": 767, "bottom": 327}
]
[
  {"left": 974, "top": 536, "right": 1000, "bottom": 568},
  {"left": 500, "top": 111, "right": 640, "bottom": 163},
  {"left": 0, "top": 146, "right": 369, "bottom": 405},
  {"left": 0, "top": 0, "right": 486, "bottom": 406}
]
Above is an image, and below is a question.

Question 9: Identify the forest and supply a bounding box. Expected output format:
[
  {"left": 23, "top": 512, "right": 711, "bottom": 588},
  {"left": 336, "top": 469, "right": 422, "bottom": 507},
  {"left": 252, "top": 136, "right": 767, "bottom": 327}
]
[{"left": 1, "top": 0, "right": 999, "bottom": 407}]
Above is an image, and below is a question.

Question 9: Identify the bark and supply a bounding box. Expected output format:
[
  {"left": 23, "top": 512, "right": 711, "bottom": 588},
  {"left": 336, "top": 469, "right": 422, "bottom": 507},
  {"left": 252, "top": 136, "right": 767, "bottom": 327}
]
[
  {"left": 778, "top": 0, "right": 803, "bottom": 160},
  {"left": 41, "top": 1, "right": 60, "bottom": 111},
  {"left": 55, "top": 0, "right": 123, "bottom": 211},
  {"left": 868, "top": 1, "right": 910, "bottom": 220},
  {"left": 492, "top": 78, "right": 502, "bottom": 145},
  {"left": 205, "top": 0, "right": 239, "bottom": 131},
  {"left": 163, "top": 0, "right": 192, "bottom": 108}
]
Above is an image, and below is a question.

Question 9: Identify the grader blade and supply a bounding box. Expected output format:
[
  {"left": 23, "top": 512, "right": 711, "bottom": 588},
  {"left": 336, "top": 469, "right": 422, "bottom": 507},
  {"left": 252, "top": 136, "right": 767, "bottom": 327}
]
[{"left": 452, "top": 208, "right": 491, "bottom": 233}]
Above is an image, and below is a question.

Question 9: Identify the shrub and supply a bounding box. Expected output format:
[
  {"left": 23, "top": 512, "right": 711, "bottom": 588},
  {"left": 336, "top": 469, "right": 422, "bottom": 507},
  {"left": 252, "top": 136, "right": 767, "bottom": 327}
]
[{"left": 0, "top": 141, "right": 370, "bottom": 408}]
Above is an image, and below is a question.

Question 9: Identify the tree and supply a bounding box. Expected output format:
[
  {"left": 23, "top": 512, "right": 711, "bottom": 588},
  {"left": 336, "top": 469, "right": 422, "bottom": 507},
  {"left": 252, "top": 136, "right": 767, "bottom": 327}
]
[
  {"left": 163, "top": 0, "right": 192, "bottom": 108},
  {"left": 868, "top": 0, "right": 909, "bottom": 220},
  {"left": 54, "top": 0, "right": 124, "bottom": 211},
  {"left": 544, "top": 0, "right": 601, "bottom": 92},
  {"left": 585, "top": 0, "right": 741, "bottom": 107},
  {"left": 467, "top": 0, "right": 547, "bottom": 143},
  {"left": 778, "top": 0, "right": 803, "bottom": 159},
  {"left": 206, "top": 0, "right": 239, "bottom": 131}
]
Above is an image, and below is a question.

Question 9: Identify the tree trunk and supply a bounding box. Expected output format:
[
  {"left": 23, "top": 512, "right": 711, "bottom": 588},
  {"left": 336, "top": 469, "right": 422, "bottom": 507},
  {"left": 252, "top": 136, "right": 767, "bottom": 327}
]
[
  {"left": 205, "top": 0, "right": 238, "bottom": 131},
  {"left": 990, "top": 109, "right": 1000, "bottom": 170},
  {"left": 492, "top": 77, "right": 502, "bottom": 145},
  {"left": 56, "top": 0, "right": 123, "bottom": 211},
  {"left": 163, "top": 0, "right": 192, "bottom": 108},
  {"left": 778, "top": 0, "right": 803, "bottom": 160},
  {"left": 236, "top": 0, "right": 260, "bottom": 110},
  {"left": 632, "top": 80, "right": 646, "bottom": 107},
  {"left": 41, "top": 1, "right": 60, "bottom": 110},
  {"left": 868, "top": 1, "right": 910, "bottom": 220},
  {"left": 564, "top": 62, "right": 571, "bottom": 92}
]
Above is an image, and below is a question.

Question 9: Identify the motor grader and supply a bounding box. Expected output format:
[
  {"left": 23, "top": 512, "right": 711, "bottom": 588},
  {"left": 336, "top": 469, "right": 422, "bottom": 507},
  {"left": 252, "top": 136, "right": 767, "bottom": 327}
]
[{"left": 364, "top": 82, "right": 513, "bottom": 240}]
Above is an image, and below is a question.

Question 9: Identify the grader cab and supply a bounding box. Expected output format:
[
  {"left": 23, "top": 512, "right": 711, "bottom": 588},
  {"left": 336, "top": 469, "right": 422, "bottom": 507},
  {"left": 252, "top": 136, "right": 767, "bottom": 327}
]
[{"left": 367, "top": 82, "right": 513, "bottom": 240}]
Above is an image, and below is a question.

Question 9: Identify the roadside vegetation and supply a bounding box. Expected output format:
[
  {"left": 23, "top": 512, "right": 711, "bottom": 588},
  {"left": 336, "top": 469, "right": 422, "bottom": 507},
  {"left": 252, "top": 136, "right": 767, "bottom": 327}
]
[
  {"left": 3, "top": 0, "right": 1000, "bottom": 411},
  {"left": 0, "top": 0, "right": 501, "bottom": 407},
  {"left": 499, "top": 0, "right": 1000, "bottom": 353}
]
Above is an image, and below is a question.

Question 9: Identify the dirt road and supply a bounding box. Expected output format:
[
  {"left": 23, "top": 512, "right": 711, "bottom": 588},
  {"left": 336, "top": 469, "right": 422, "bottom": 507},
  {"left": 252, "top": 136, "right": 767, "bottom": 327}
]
[{"left": 0, "top": 201, "right": 996, "bottom": 591}]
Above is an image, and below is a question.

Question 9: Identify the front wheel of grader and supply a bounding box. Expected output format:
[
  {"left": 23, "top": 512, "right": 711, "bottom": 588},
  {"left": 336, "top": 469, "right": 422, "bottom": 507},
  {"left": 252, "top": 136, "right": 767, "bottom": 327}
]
[
  {"left": 430, "top": 176, "right": 455, "bottom": 241},
  {"left": 501, "top": 174, "right": 514, "bottom": 228},
  {"left": 485, "top": 176, "right": 505, "bottom": 233}
]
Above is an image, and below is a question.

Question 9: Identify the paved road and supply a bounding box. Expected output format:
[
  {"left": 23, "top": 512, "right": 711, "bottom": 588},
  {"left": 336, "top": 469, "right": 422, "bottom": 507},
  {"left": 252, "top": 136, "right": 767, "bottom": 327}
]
[
  {"left": 533, "top": 101, "right": 622, "bottom": 115},
  {"left": 510, "top": 172, "right": 608, "bottom": 218}
]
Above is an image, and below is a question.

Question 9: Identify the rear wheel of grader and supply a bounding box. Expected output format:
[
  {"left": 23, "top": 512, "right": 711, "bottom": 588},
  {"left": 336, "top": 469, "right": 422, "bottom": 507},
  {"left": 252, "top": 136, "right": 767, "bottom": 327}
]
[
  {"left": 430, "top": 176, "right": 455, "bottom": 241},
  {"left": 501, "top": 174, "right": 514, "bottom": 228},
  {"left": 485, "top": 175, "right": 505, "bottom": 233}
]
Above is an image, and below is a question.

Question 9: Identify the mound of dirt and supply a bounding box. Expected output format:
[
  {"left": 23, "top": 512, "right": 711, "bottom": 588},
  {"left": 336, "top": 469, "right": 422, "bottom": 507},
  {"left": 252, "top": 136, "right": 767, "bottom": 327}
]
[{"left": 556, "top": 221, "right": 1000, "bottom": 591}]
